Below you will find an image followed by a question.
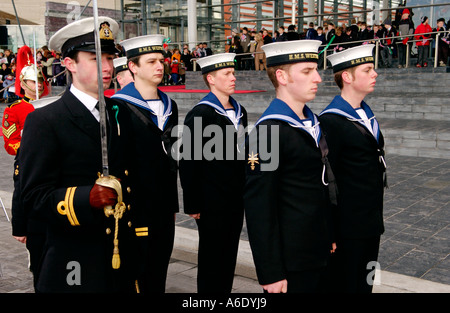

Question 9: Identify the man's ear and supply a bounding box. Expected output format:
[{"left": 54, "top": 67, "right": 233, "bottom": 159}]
[
  {"left": 341, "top": 70, "right": 354, "bottom": 84},
  {"left": 206, "top": 73, "right": 215, "bottom": 86},
  {"left": 275, "top": 68, "right": 289, "bottom": 86},
  {"left": 128, "top": 60, "right": 138, "bottom": 75},
  {"left": 63, "top": 57, "right": 76, "bottom": 73}
]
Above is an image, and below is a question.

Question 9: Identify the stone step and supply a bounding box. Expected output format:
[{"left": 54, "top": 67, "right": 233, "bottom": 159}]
[
  {"left": 380, "top": 118, "right": 450, "bottom": 159},
  {"left": 170, "top": 90, "right": 450, "bottom": 122},
  {"left": 309, "top": 95, "right": 450, "bottom": 122},
  {"left": 185, "top": 66, "right": 450, "bottom": 92}
]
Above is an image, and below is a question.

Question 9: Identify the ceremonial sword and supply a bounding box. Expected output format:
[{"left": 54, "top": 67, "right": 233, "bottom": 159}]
[{"left": 92, "top": 0, "right": 126, "bottom": 270}]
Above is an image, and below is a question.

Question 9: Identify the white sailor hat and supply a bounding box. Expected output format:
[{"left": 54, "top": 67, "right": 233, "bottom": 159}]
[
  {"left": 113, "top": 56, "right": 128, "bottom": 73},
  {"left": 120, "top": 34, "right": 165, "bottom": 59},
  {"left": 49, "top": 16, "right": 119, "bottom": 58},
  {"left": 262, "top": 40, "right": 322, "bottom": 67},
  {"left": 327, "top": 44, "right": 375, "bottom": 73},
  {"left": 196, "top": 53, "right": 236, "bottom": 74}
]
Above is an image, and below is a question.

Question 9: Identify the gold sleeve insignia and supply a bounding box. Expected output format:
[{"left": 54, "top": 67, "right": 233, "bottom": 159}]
[
  {"left": 57, "top": 187, "right": 80, "bottom": 226},
  {"left": 135, "top": 227, "right": 149, "bottom": 237},
  {"left": 2, "top": 123, "right": 17, "bottom": 139}
]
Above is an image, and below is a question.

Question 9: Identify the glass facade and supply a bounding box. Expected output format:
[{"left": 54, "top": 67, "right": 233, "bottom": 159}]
[
  {"left": 0, "top": 0, "right": 447, "bottom": 54},
  {"left": 0, "top": 25, "right": 46, "bottom": 54}
]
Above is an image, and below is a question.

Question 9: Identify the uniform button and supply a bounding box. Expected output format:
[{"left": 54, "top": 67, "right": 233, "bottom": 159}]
[
  {"left": 106, "top": 228, "right": 111, "bottom": 235},
  {"left": 124, "top": 170, "right": 129, "bottom": 176},
  {"left": 127, "top": 187, "right": 131, "bottom": 193},
  {"left": 128, "top": 221, "right": 132, "bottom": 227},
  {"left": 127, "top": 204, "right": 131, "bottom": 210}
]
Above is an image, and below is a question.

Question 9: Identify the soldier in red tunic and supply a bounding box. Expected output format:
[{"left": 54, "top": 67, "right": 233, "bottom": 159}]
[
  {"left": 2, "top": 46, "right": 47, "bottom": 155},
  {"left": 2, "top": 46, "right": 49, "bottom": 289}
]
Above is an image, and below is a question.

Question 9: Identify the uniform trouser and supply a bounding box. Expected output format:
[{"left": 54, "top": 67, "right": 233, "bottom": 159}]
[
  {"left": 137, "top": 212, "right": 175, "bottom": 293},
  {"left": 26, "top": 232, "right": 46, "bottom": 289},
  {"left": 329, "top": 236, "right": 381, "bottom": 293},
  {"left": 285, "top": 266, "right": 330, "bottom": 293},
  {"left": 195, "top": 208, "right": 244, "bottom": 293}
]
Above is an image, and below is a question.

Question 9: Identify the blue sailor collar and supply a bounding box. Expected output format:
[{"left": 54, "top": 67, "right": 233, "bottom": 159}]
[
  {"left": 196, "top": 92, "right": 243, "bottom": 129},
  {"left": 320, "top": 95, "right": 380, "bottom": 143},
  {"left": 255, "top": 98, "right": 322, "bottom": 147},
  {"left": 111, "top": 82, "right": 172, "bottom": 130}
]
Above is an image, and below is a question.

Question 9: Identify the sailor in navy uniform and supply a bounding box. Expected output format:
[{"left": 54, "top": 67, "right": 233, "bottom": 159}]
[
  {"left": 244, "top": 40, "right": 336, "bottom": 293},
  {"left": 19, "top": 17, "right": 139, "bottom": 293},
  {"left": 113, "top": 56, "right": 133, "bottom": 90},
  {"left": 319, "top": 44, "right": 386, "bottom": 293},
  {"left": 179, "top": 53, "right": 248, "bottom": 293},
  {"left": 111, "top": 35, "right": 179, "bottom": 293}
]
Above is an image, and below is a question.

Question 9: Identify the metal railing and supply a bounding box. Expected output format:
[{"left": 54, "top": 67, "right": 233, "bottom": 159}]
[
  {"left": 320, "top": 29, "right": 450, "bottom": 70},
  {"left": 189, "top": 29, "right": 450, "bottom": 71}
]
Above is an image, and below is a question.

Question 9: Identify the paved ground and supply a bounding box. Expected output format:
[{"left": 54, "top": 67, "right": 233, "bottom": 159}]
[{"left": 0, "top": 103, "right": 449, "bottom": 294}]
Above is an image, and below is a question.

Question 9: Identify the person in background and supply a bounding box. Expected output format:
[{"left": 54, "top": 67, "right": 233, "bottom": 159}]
[
  {"left": 113, "top": 56, "right": 133, "bottom": 89},
  {"left": 276, "top": 26, "right": 288, "bottom": 42},
  {"left": 51, "top": 52, "right": 66, "bottom": 86},
  {"left": 229, "top": 35, "right": 243, "bottom": 70},
  {"left": 286, "top": 24, "right": 300, "bottom": 41},
  {"left": 254, "top": 33, "right": 267, "bottom": 71},
  {"left": 306, "top": 22, "right": 318, "bottom": 40},
  {"left": 396, "top": 8, "right": 415, "bottom": 68},
  {"left": 433, "top": 18, "right": 449, "bottom": 67},
  {"left": 203, "top": 42, "right": 213, "bottom": 56},
  {"left": 262, "top": 28, "right": 273, "bottom": 45},
  {"left": 380, "top": 18, "right": 397, "bottom": 68},
  {"left": 414, "top": 16, "right": 432, "bottom": 67}
]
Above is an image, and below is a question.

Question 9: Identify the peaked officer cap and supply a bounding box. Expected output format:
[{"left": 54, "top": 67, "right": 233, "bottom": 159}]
[{"left": 49, "top": 16, "right": 119, "bottom": 58}]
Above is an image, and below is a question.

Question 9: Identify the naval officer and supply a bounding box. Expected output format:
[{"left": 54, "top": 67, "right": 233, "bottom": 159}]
[{"left": 19, "top": 16, "right": 138, "bottom": 293}]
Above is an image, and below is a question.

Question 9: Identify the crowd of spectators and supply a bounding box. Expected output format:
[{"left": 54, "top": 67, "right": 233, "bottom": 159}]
[
  {"left": 225, "top": 9, "right": 449, "bottom": 70},
  {"left": 3, "top": 9, "right": 447, "bottom": 95}
]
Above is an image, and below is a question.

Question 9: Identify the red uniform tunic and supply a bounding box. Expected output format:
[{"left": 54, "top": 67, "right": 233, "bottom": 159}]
[{"left": 2, "top": 96, "right": 35, "bottom": 155}]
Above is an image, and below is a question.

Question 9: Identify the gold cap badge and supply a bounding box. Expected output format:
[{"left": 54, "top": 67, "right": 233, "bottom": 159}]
[{"left": 100, "top": 22, "right": 114, "bottom": 41}]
